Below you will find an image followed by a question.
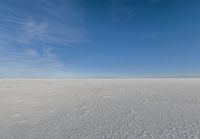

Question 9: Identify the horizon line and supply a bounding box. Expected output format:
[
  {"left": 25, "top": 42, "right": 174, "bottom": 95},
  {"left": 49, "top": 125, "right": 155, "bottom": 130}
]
[{"left": 1, "top": 75, "right": 200, "bottom": 79}]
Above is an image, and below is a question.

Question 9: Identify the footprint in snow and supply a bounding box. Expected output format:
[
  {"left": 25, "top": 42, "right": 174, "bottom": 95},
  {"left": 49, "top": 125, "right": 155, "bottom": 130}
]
[
  {"left": 123, "top": 109, "right": 135, "bottom": 116},
  {"left": 80, "top": 110, "right": 90, "bottom": 117},
  {"left": 20, "top": 118, "right": 28, "bottom": 124},
  {"left": 13, "top": 113, "right": 22, "bottom": 117}
]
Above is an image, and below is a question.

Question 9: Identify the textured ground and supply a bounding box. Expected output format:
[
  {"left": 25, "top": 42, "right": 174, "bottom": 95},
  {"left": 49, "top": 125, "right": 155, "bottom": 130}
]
[{"left": 0, "top": 79, "right": 200, "bottom": 139}]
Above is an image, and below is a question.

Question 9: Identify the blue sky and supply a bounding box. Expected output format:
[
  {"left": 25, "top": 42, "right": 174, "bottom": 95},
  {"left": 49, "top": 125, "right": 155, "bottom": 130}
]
[{"left": 0, "top": 0, "right": 200, "bottom": 77}]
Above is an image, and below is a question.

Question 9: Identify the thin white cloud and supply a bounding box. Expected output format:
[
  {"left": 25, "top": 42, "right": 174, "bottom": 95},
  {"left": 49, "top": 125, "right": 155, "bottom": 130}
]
[
  {"left": 25, "top": 48, "right": 40, "bottom": 58},
  {"left": 18, "top": 18, "right": 88, "bottom": 46},
  {"left": 0, "top": 0, "right": 88, "bottom": 47},
  {"left": 0, "top": 47, "right": 67, "bottom": 77},
  {"left": 0, "top": 0, "right": 88, "bottom": 77},
  {"left": 19, "top": 19, "right": 49, "bottom": 44}
]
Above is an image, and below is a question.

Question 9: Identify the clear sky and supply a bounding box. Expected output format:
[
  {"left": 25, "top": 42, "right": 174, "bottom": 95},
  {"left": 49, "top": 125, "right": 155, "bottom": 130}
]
[{"left": 0, "top": 0, "right": 200, "bottom": 77}]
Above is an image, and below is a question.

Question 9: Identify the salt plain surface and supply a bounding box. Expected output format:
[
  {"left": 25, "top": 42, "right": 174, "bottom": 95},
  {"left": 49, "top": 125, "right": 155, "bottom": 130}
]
[{"left": 0, "top": 78, "right": 200, "bottom": 139}]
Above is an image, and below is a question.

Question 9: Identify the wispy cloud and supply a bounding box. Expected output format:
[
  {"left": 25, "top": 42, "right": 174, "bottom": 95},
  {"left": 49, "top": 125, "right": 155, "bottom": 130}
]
[
  {"left": 0, "top": 0, "right": 88, "bottom": 77},
  {"left": 18, "top": 17, "right": 88, "bottom": 46},
  {"left": 19, "top": 19, "right": 49, "bottom": 44},
  {"left": 0, "top": 47, "right": 68, "bottom": 77},
  {"left": 0, "top": 0, "right": 88, "bottom": 47}
]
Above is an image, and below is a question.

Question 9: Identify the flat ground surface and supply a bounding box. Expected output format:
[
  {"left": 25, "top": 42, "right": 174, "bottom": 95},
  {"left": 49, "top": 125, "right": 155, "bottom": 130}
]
[{"left": 0, "top": 79, "right": 200, "bottom": 139}]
